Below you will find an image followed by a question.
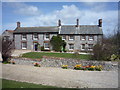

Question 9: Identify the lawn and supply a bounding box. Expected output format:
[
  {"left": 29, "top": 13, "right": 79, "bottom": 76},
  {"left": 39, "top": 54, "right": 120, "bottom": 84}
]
[
  {"left": 2, "top": 79, "right": 57, "bottom": 88},
  {"left": 22, "top": 52, "right": 91, "bottom": 60}
]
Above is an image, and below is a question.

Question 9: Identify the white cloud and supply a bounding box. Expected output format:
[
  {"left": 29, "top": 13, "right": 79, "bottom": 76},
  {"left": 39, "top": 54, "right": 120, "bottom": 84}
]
[
  {"left": 15, "top": 6, "right": 40, "bottom": 16},
  {"left": 2, "top": 4, "right": 118, "bottom": 36},
  {"left": 5, "top": 2, "right": 41, "bottom": 16}
]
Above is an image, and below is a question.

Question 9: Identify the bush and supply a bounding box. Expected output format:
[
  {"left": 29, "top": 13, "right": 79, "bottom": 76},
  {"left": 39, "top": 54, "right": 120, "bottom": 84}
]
[
  {"left": 2, "top": 39, "right": 15, "bottom": 62},
  {"left": 41, "top": 46, "right": 44, "bottom": 51},
  {"left": 50, "top": 35, "right": 66, "bottom": 52},
  {"left": 110, "top": 54, "right": 119, "bottom": 61}
]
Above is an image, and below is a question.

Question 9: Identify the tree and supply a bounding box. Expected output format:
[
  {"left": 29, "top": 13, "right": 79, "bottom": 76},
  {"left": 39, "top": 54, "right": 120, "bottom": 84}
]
[
  {"left": 50, "top": 35, "right": 66, "bottom": 52},
  {"left": 92, "top": 29, "right": 120, "bottom": 61},
  {"left": 2, "top": 38, "right": 15, "bottom": 62}
]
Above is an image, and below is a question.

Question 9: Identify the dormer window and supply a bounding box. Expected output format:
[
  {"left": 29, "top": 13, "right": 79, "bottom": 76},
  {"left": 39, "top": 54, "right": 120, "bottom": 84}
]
[
  {"left": 69, "top": 35, "right": 74, "bottom": 40},
  {"left": 22, "top": 34, "right": 27, "bottom": 40},
  {"left": 81, "top": 35, "right": 86, "bottom": 40},
  {"left": 33, "top": 33, "right": 38, "bottom": 40},
  {"left": 89, "top": 36, "right": 94, "bottom": 40}
]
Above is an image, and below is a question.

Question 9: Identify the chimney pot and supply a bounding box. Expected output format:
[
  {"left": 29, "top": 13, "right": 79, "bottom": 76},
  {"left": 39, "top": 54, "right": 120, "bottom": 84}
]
[
  {"left": 17, "top": 22, "right": 20, "bottom": 28},
  {"left": 76, "top": 19, "right": 79, "bottom": 27},
  {"left": 98, "top": 19, "right": 102, "bottom": 27},
  {"left": 58, "top": 19, "right": 61, "bottom": 26}
]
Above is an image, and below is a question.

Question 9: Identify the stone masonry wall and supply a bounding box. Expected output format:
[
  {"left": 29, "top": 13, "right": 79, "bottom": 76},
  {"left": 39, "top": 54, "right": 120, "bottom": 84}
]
[{"left": 11, "top": 56, "right": 118, "bottom": 71}]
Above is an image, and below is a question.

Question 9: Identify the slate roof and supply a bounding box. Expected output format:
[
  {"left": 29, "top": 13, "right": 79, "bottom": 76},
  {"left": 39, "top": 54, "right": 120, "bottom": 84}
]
[
  {"left": 14, "top": 26, "right": 59, "bottom": 33},
  {"left": 60, "top": 25, "right": 103, "bottom": 35},
  {"left": 14, "top": 25, "right": 103, "bottom": 35}
]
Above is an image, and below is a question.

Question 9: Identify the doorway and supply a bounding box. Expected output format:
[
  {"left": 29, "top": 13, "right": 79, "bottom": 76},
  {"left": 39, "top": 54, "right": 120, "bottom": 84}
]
[{"left": 34, "top": 43, "right": 38, "bottom": 51}]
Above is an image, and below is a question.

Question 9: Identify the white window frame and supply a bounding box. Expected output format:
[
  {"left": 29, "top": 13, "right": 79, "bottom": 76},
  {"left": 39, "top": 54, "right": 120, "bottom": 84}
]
[
  {"left": 22, "top": 42, "right": 27, "bottom": 49},
  {"left": 44, "top": 43, "right": 50, "bottom": 50},
  {"left": 45, "top": 33, "right": 50, "bottom": 40},
  {"left": 33, "top": 34, "right": 38, "bottom": 40},
  {"left": 81, "top": 44, "right": 85, "bottom": 50},
  {"left": 62, "top": 35, "right": 66, "bottom": 40},
  {"left": 89, "top": 36, "right": 94, "bottom": 41},
  {"left": 69, "top": 35, "right": 74, "bottom": 40},
  {"left": 69, "top": 44, "right": 74, "bottom": 50},
  {"left": 22, "top": 34, "right": 27, "bottom": 40},
  {"left": 81, "top": 36, "right": 86, "bottom": 41},
  {"left": 88, "top": 44, "right": 93, "bottom": 51}
]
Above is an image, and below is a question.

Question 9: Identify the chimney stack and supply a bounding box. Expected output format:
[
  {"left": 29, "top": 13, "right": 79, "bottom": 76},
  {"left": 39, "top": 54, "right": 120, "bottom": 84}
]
[
  {"left": 76, "top": 19, "right": 79, "bottom": 27},
  {"left": 58, "top": 19, "right": 61, "bottom": 27},
  {"left": 17, "top": 22, "right": 20, "bottom": 28},
  {"left": 98, "top": 19, "right": 102, "bottom": 27}
]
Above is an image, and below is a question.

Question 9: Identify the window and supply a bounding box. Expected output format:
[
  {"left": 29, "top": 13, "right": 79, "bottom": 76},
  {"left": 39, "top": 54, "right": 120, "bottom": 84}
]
[
  {"left": 88, "top": 44, "right": 93, "bottom": 50},
  {"left": 81, "top": 35, "right": 86, "bottom": 40},
  {"left": 45, "top": 33, "right": 50, "bottom": 40},
  {"left": 69, "top": 35, "right": 74, "bottom": 40},
  {"left": 3, "top": 36, "right": 9, "bottom": 41},
  {"left": 81, "top": 44, "right": 85, "bottom": 50},
  {"left": 22, "top": 34, "right": 27, "bottom": 40},
  {"left": 69, "top": 44, "right": 74, "bottom": 50},
  {"left": 33, "top": 33, "right": 38, "bottom": 40},
  {"left": 62, "top": 35, "right": 66, "bottom": 40},
  {"left": 89, "top": 36, "right": 94, "bottom": 40},
  {"left": 44, "top": 43, "right": 49, "bottom": 49},
  {"left": 22, "top": 42, "right": 27, "bottom": 49}
]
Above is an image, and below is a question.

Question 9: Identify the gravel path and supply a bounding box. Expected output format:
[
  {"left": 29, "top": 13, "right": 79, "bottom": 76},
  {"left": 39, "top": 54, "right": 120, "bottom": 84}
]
[{"left": 1, "top": 63, "right": 118, "bottom": 88}]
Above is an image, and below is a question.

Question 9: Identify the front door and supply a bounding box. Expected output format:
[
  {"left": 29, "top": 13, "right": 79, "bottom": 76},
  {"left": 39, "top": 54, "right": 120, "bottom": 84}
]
[{"left": 34, "top": 43, "right": 38, "bottom": 51}]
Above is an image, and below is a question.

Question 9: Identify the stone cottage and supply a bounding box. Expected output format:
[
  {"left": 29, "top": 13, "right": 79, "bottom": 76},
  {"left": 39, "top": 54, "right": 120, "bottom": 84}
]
[{"left": 13, "top": 19, "right": 103, "bottom": 52}]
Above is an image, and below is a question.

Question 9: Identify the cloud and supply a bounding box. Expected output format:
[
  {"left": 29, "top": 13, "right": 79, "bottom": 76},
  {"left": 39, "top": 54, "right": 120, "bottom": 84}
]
[
  {"left": 6, "top": 2, "right": 41, "bottom": 16},
  {"left": 14, "top": 5, "right": 40, "bottom": 16},
  {"left": 2, "top": 3, "right": 118, "bottom": 36}
]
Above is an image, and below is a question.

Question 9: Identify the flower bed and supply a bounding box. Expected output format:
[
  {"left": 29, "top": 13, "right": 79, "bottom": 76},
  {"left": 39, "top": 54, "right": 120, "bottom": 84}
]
[
  {"left": 61, "top": 65, "right": 68, "bottom": 69},
  {"left": 3, "top": 60, "right": 16, "bottom": 64},
  {"left": 74, "top": 64, "right": 103, "bottom": 71},
  {"left": 34, "top": 62, "right": 40, "bottom": 67}
]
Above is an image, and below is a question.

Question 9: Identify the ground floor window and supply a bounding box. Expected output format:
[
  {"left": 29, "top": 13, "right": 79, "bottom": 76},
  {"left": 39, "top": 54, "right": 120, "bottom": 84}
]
[
  {"left": 88, "top": 44, "right": 93, "bottom": 50},
  {"left": 44, "top": 43, "right": 49, "bottom": 49},
  {"left": 22, "top": 42, "right": 27, "bottom": 49},
  {"left": 81, "top": 44, "right": 85, "bottom": 50},
  {"left": 69, "top": 44, "right": 74, "bottom": 50}
]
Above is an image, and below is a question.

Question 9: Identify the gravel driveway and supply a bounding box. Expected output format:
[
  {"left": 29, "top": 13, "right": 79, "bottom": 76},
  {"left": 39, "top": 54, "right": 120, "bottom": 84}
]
[{"left": 1, "top": 63, "right": 118, "bottom": 88}]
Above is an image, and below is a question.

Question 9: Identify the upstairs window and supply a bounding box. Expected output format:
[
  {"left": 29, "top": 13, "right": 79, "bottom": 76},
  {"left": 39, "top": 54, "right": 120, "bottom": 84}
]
[
  {"left": 89, "top": 36, "right": 94, "bottom": 40},
  {"left": 3, "top": 36, "right": 9, "bottom": 41},
  {"left": 62, "top": 35, "right": 66, "bottom": 40},
  {"left": 22, "top": 34, "right": 27, "bottom": 40},
  {"left": 69, "top": 35, "right": 74, "bottom": 40},
  {"left": 81, "top": 35, "right": 86, "bottom": 40},
  {"left": 45, "top": 33, "right": 50, "bottom": 40},
  {"left": 69, "top": 44, "right": 74, "bottom": 50},
  {"left": 33, "top": 33, "right": 38, "bottom": 40}
]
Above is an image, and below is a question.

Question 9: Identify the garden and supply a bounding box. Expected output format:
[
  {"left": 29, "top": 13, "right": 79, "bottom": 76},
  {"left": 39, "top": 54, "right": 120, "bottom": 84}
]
[{"left": 22, "top": 52, "right": 91, "bottom": 60}]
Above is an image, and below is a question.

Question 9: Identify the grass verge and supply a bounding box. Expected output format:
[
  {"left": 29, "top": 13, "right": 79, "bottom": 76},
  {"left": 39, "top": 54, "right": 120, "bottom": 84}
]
[{"left": 2, "top": 79, "right": 57, "bottom": 88}]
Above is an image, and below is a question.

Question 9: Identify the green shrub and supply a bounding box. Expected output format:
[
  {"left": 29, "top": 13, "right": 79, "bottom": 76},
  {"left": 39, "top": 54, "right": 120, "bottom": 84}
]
[{"left": 41, "top": 46, "right": 44, "bottom": 51}]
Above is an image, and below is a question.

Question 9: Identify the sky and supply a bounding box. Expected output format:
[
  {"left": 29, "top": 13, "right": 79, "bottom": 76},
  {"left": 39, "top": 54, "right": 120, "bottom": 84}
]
[{"left": 1, "top": 1, "right": 119, "bottom": 36}]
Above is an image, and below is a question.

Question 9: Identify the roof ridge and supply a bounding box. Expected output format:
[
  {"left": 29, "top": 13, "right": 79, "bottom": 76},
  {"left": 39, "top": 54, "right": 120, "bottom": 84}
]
[{"left": 20, "top": 26, "right": 57, "bottom": 28}]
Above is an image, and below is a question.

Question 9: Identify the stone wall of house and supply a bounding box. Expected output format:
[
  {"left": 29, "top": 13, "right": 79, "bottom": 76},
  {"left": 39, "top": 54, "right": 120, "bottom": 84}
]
[{"left": 11, "top": 56, "right": 118, "bottom": 71}]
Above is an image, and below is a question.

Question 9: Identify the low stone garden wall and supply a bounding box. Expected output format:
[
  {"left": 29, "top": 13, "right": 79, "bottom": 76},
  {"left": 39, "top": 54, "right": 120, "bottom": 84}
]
[{"left": 11, "top": 56, "right": 118, "bottom": 71}]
